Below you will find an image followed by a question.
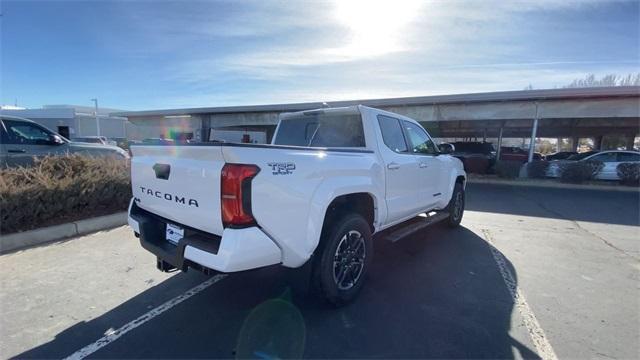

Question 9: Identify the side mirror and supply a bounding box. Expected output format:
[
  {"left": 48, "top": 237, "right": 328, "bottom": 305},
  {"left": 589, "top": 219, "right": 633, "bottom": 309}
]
[
  {"left": 438, "top": 143, "right": 455, "bottom": 154},
  {"left": 50, "top": 134, "right": 65, "bottom": 145}
]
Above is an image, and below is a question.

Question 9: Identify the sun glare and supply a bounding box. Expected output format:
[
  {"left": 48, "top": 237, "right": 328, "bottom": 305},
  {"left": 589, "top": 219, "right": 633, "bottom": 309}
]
[{"left": 331, "top": 0, "right": 423, "bottom": 58}]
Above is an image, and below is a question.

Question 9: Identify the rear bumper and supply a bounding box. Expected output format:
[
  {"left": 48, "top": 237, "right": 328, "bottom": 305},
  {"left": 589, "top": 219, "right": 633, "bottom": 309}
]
[{"left": 127, "top": 199, "right": 282, "bottom": 273}]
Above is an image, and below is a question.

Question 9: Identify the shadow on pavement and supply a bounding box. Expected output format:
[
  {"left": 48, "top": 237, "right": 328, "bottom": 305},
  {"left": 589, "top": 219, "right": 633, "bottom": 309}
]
[
  {"left": 16, "top": 225, "right": 539, "bottom": 359},
  {"left": 466, "top": 183, "right": 640, "bottom": 226}
]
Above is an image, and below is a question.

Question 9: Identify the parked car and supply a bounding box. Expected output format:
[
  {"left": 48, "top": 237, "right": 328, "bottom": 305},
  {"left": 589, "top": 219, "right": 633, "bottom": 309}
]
[
  {"left": 128, "top": 105, "right": 466, "bottom": 305},
  {"left": 544, "top": 151, "right": 578, "bottom": 161},
  {"left": 109, "top": 137, "right": 129, "bottom": 149},
  {"left": 546, "top": 150, "right": 640, "bottom": 180},
  {"left": 565, "top": 150, "right": 599, "bottom": 160},
  {"left": 499, "top": 146, "right": 543, "bottom": 162},
  {"left": 0, "top": 115, "right": 129, "bottom": 167},
  {"left": 448, "top": 141, "right": 496, "bottom": 173},
  {"left": 141, "top": 137, "right": 176, "bottom": 145},
  {"left": 72, "top": 135, "right": 108, "bottom": 145}
]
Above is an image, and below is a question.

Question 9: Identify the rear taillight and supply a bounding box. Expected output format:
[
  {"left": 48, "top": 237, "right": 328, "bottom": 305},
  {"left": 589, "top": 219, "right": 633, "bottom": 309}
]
[{"left": 221, "top": 164, "right": 260, "bottom": 228}]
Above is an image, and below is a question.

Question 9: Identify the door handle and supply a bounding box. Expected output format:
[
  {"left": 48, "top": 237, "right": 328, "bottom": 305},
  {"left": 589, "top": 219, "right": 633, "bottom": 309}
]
[
  {"left": 8, "top": 149, "right": 26, "bottom": 153},
  {"left": 419, "top": 162, "right": 429, "bottom": 168},
  {"left": 387, "top": 163, "right": 400, "bottom": 170}
]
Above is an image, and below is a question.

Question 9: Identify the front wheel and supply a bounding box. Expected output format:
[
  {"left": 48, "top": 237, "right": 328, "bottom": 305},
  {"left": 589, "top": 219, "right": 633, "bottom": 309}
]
[
  {"left": 312, "top": 213, "right": 373, "bottom": 306},
  {"left": 445, "top": 183, "right": 465, "bottom": 227}
]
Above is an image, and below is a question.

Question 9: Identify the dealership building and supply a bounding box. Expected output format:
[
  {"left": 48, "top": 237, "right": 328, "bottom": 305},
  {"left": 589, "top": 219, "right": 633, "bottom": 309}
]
[
  {"left": 0, "top": 104, "right": 128, "bottom": 140},
  {"left": 115, "top": 86, "right": 639, "bottom": 154}
]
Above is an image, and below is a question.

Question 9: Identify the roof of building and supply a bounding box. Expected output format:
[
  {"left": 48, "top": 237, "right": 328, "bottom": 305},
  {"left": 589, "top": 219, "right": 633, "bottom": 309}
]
[
  {"left": 113, "top": 86, "right": 640, "bottom": 118},
  {"left": 0, "top": 105, "right": 127, "bottom": 119}
]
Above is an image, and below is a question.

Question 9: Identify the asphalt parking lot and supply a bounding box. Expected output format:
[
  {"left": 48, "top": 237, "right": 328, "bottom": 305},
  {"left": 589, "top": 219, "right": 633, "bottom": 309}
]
[{"left": 1, "top": 183, "right": 638, "bottom": 359}]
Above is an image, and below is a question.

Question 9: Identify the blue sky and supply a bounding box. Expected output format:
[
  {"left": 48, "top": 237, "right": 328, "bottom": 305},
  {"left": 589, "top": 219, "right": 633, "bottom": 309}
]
[{"left": 1, "top": 0, "right": 638, "bottom": 110}]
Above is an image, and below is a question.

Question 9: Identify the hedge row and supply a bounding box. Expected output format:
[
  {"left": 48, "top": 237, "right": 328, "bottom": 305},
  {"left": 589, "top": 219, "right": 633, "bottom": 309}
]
[
  {"left": 0, "top": 155, "right": 131, "bottom": 234},
  {"left": 617, "top": 163, "right": 640, "bottom": 185},
  {"left": 523, "top": 160, "right": 639, "bottom": 185},
  {"left": 558, "top": 161, "right": 604, "bottom": 183},
  {"left": 495, "top": 161, "right": 522, "bottom": 179}
]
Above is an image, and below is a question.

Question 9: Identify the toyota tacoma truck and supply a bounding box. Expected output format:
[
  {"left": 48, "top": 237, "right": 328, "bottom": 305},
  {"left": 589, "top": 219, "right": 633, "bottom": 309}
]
[{"left": 127, "top": 105, "right": 466, "bottom": 305}]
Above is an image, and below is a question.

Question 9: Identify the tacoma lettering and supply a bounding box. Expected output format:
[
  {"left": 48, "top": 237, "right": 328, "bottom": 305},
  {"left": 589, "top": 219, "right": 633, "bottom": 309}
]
[{"left": 139, "top": 186, "right": 199, "bottom": 207}]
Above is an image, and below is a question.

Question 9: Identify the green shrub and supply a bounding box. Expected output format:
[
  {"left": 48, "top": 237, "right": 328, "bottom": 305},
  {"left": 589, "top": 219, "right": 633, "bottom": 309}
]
[
  {"left": 0, "top": 155, "right": 131, "bottom": 234},
  {"left": 495, "top": 161, "right": 522, "bottom": 179},
  {"left": 526, "top": 161, "right": 550, "bottom": 179},
  {"left": 617, "top": 162, "right": 640, "bottom": 186},
  {"left": 559, "top": 160, "right": 603, "bottom": 183}
]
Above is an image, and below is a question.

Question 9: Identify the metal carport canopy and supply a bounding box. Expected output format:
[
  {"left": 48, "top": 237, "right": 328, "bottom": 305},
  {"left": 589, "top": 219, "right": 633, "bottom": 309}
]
[{"left": 113, "top": 86, "right": 640, "bottom": 140}]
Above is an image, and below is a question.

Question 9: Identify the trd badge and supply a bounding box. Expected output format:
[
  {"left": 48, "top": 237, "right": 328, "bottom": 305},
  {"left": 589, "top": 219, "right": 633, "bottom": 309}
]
[{"left": 267, "top": 162, "right": 295, "bottom": 175}]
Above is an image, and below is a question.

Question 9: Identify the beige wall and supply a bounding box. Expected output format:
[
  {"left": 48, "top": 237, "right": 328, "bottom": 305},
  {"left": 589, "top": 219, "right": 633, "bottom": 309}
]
[
  {"left": 76, "top": 116, "right": 127, "bottom": 138},
  {"left": 126, "top": 116, "right": 202, "bottom": 141}
]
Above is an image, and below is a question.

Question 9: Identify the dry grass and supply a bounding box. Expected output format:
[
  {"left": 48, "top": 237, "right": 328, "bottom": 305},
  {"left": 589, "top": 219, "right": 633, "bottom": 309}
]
[{"left": 0, "top": 155, "right": 131, "bottom": 234}]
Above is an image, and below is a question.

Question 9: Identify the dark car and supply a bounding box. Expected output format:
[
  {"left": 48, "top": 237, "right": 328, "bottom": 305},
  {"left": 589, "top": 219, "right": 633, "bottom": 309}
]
[
  {"left": 544, "top": 151, "right": 578, "bottom": 161},
  {"left": 499, "top": 146, "right": 543, "bottom": 163},
  {"left": 565, "top": 150, "right": 599, "bottom": 161},
  {"left": 449, "top": 141, "right": 496, "bottom": 174}
]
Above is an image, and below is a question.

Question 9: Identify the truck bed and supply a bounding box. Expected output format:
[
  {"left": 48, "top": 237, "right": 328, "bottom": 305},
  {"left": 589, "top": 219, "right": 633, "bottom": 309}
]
[{"left": 130, "top": 142, "right": 380, "bottom": 267}]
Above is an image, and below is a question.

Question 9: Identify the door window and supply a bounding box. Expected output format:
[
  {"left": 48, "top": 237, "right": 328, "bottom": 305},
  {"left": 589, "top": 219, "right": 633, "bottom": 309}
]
[
  {"left": 402, "top": 121, "right": 438, "bottom": 155},
  {"left": 617, "top": 152, "right": 640, "bottom": 162},
  {"left": 3, "top": 120, "right": 53, "bottom": 145},
  {"left": 377, "top": 115, "right": 408, "bottom": 153},
  {"left": 588, "top": 152, "right": 618, "bottom": 162}
]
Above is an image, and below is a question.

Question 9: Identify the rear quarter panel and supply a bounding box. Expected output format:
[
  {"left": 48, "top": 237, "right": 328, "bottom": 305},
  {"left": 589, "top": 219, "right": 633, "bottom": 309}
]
[
  {"left": 222, "top": 146, "right": 384, "bottom": 267},
  {"left": 439, "top": 155, "right": 466, "bottom": 209}
]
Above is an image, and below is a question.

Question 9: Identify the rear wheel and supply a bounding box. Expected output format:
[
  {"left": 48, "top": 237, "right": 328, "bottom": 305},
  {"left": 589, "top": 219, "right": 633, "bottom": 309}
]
[
  {"left": 313, "top": 213, "right": 373, "bottom": 306},
  {"left": 445, "top": 183, "right": 465, "bottom": 227}
]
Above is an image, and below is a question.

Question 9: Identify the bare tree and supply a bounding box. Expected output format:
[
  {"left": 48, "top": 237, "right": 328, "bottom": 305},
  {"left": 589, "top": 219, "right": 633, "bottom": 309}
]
[
  {"left": 563, "top": 73, "right": 640, "bottom": 88},
  {"left": 619, "top": 73, "right": 640, "bottom": 86}
]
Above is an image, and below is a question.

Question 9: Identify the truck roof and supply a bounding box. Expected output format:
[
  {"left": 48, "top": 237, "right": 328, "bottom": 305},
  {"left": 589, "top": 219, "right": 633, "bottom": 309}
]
[
  {"left": 279, "top": 105, "right": 421, "bottom": 126},
  {"left": 279, "top": 105, "right": 361, "bottom": 120}
]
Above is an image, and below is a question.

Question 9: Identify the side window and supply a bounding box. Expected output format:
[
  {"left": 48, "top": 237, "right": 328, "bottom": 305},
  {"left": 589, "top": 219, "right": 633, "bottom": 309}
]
[
  {"left": 402, "top": 120, "right": 438, "bottom": 155},
  {"left": 589, "top": 152, "right": 618, "bottom": 163},
  {"left": 3, "top": 120, "right": 53, "bottom": 145},
  {"left": 617, "top": 152, "right": 640, "bottom": 162},
  {"left": 377, "top": 115, "right": 408, "bottom": 153}
]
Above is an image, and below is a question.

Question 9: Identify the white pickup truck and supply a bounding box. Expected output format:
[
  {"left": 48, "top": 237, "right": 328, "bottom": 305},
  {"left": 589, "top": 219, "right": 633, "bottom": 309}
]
[{"left": 128, "top": 105, "right": 466, "bottom": 304}]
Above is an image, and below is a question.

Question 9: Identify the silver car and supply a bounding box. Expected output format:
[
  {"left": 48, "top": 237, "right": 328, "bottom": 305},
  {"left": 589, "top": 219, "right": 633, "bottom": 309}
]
[
  {"left": 546, "top": 150, "right": 640, "bottom": 180},
  {"left": 0, "top": 115, "right": 129, "bottom": 168}
]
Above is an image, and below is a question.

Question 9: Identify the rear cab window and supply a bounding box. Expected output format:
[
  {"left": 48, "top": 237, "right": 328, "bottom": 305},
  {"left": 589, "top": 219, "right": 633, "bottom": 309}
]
[{"left": 273, "top": 112, "right": 365, "bottom": 148}]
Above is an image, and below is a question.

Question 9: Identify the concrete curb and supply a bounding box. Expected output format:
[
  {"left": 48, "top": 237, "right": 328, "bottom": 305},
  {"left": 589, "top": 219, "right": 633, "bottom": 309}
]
[
  {"left": 0, "top": 212, "right": 127, "bottom": 254},
  {"left": 468, "top": 178, "right": 640, "bottom": 192}
]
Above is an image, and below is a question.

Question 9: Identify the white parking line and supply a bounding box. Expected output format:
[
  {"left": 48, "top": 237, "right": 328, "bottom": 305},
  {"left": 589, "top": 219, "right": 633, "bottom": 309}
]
[
  {"left": 481, "top": 229, "right": 558, "bottom": 360},
  {"left": 63, "top": 274, "right": 227, "bottom": 360}
]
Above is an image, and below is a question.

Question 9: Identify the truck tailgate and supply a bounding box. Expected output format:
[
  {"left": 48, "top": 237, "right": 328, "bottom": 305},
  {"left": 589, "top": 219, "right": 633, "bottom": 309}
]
[{"left": 131, "top": 145, "right": 225, "bottom": 236}]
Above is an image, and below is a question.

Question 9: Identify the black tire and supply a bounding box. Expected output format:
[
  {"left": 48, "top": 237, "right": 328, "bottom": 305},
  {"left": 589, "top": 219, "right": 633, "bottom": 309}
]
[
  {"left": 445, "top": 183, "right": 465, "bottom": 227},
  {"left": 312, "top": 213, "right": 373, "bottom": 306}
]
